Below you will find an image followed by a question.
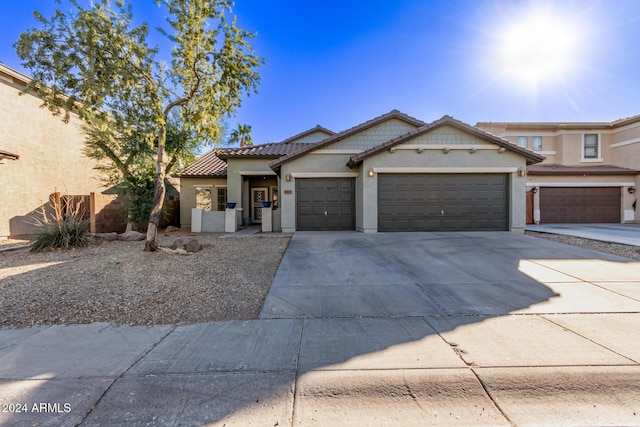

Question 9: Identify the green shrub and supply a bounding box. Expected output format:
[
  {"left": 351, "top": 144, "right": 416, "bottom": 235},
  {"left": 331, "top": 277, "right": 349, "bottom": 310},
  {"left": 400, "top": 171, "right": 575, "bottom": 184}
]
[{"left": 31, "top": 196, "right": 92, "bottom": 251}]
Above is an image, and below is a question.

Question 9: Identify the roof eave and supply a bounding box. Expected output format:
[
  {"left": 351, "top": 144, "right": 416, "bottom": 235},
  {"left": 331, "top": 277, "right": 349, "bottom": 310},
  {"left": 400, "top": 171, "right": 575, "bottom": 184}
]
[
  {"left": 218, "top": 154, "right": 283, "bottom": 160},
  {"left": 180, "top": 173, "right": 228, "bottom": 178}
]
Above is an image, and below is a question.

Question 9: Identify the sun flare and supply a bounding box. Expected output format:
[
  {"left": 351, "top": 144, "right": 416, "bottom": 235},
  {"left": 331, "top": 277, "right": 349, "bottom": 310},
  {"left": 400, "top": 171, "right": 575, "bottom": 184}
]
[{"left": 492, "top": 6, "right": 583, "bottom": 89}]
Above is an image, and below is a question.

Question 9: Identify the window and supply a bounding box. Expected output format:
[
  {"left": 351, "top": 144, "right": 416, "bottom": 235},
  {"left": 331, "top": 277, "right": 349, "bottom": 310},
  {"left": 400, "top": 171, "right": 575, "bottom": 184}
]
[
  {"left": 195, "top": 187, "right": 212, "bottom": 211},
  {"left": 532, "top": 136, "right": 543, "bottom": 151},
  {"left": 518, "top": 136, "right": 528, "bottom": 148},
  {"left": 216, "top": 187, "right": 227, "bottom": 211},
  {"left": 583, "top": 134, "right": 599, "bottom": 159}
]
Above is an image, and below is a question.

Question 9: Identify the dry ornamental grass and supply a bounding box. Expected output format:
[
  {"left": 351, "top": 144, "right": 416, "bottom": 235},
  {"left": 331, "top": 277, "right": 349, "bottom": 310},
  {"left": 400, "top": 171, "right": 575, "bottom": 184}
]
[{"left": 0, "top": 233, "right": 290, "bottom": 327}]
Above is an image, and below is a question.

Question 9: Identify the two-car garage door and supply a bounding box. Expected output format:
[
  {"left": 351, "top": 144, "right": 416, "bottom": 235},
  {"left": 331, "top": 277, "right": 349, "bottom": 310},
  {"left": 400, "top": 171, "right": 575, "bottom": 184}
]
[
  {"left": 295, "top": 174, "right": 509, "bottom": 232},
  {"left": 539, "top": 187, "right": 620, "bottom": 223},
  {"left": 378, "top": 174, "right": 509, "bottom": 231}
]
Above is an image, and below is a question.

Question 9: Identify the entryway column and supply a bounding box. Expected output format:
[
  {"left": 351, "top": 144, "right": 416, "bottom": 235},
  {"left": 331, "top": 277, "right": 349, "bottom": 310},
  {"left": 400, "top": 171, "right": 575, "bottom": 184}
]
[
  {"left": 262, "top": 207, "right": 272, "bottom": 233},
  {"left": 225, "top": 208, "right": 237, "bottom": 233}
]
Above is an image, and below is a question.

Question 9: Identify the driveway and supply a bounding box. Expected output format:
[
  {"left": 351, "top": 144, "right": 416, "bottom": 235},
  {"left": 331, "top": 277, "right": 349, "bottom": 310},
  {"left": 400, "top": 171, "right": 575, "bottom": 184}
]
[
  {"left": 261, "top": 231, "right": 640, "bottom": 317},
  {"left": 2, "top": 231, "right": 640, "bottom": 426},
  {"left": 260, "top": 231, "right": 640, "bottom": 425},
  {"left": 526, "top": 223, "right": 640, "bottom": 246}
]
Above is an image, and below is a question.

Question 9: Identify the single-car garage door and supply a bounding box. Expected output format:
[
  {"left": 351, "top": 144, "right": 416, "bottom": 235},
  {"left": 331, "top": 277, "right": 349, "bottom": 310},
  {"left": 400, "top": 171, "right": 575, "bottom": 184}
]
[
  {"left": 539, "top": 187, "right": 620, "bottom": 223},
  {"left": 296, "top": 178, "right": 355, "bottom": 230},
  {"left": 378, "top": 174, "right": 509, "bottom": 231}
]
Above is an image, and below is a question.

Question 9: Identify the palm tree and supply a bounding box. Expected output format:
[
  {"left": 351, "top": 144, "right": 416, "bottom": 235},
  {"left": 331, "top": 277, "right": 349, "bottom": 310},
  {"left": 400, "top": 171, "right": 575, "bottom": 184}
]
[{"left": 229, "top": 123, "right": 253, "bottom": 148}]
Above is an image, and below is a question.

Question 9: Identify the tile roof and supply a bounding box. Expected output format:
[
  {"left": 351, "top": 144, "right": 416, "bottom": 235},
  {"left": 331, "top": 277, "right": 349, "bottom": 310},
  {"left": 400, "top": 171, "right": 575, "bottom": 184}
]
[
  {"left": 0, "top": 149, "right": 19, "bottom": 161},
  {"left": 477, "top": 113, "right": 640, "bottom": 131},
  {"left": 180, "top": 149, "right": 228, "bottom": 177},
  {"left": 269, "top": 110, "right": 427, "bottom": 171},
  {"left": 219, "top": 142, "right": 310, "bottom": 159},
  {"left": 527, "top": 164, "right": 640, "bottom": 175},
  {"left": 347, "top": 115, "right": 545, "bottom": 168},
  {"left": 180, "top": 124, "right": 333, "bottom": 176}
]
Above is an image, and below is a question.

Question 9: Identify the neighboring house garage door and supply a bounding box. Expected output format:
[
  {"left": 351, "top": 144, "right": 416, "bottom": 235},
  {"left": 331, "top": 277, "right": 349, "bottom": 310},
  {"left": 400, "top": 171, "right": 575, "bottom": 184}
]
[
  {"left": 539, "top": 187, "right": 620, "bottom": 223},
  {"left": 378, "top": 174, "right": 509, "bottom": 232},
  {"left": 296, "top": 178, "right": 355, "bottom": 230}
]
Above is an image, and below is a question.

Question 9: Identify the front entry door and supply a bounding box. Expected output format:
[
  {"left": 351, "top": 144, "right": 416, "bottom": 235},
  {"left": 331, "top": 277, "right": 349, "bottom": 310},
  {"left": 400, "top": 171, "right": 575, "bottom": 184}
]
[{"left": 251, "top": 187, "right": 268, "bottom": 224}]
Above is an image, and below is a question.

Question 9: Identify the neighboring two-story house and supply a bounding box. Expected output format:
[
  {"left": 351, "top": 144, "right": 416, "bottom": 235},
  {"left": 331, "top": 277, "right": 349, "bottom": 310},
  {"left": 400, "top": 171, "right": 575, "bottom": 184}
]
[
  {"left": 477, "top": 117, "right": 640, "bottom": 224},
  {"left": 0, "top": 63, "right": 107, "bottom": 238}
]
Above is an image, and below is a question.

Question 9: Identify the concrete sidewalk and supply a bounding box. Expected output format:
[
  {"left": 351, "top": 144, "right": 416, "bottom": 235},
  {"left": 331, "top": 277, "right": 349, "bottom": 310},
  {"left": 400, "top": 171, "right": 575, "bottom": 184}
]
[{"left": 1, "top": 232, "right": 640, "bottom": 426}]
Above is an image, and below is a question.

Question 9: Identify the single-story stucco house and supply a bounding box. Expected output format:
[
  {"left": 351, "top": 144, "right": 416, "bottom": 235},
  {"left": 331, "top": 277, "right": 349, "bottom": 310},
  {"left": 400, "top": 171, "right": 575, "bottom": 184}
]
[{"left": 180, "top": 110, "right": 544, "bottom": 233}]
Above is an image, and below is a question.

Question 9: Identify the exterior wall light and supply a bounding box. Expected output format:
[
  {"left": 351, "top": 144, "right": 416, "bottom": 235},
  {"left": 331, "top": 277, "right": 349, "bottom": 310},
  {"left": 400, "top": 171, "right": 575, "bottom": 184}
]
[
  {"left": 531, "top": 187, "right": 538, "bottom": 194},
  {"left": 498, "top": 147, "right": 506, "bottom": 153},
  {"left": 286, "top": 174, "right": 291, "bottom": 182},
  {"left": 468, "top": 147, "right": 477, "bottom": 153},
  {"left": 629, "top": 187, "right": 636, "bottom": 194},
  {"left": 442, "top": 147, "right": 450, "bottom": 154},
  {"left": 368, "top": 168, "right": 374, "bottom": 177},
  {"left": 517, "top": 168, "right": 527, "bottom": 177},
  {"left": 417, "top": 147, "right": 424, "bottom": 153}
]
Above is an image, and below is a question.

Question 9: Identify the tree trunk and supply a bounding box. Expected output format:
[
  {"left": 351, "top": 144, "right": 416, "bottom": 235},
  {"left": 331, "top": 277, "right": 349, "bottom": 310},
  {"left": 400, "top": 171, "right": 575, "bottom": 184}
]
[{"left": 144, "top": 122, "right": 168, "bottom": 251}]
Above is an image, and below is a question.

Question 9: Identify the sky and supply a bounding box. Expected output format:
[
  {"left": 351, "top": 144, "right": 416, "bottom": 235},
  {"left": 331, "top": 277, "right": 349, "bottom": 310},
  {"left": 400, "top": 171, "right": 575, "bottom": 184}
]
[{"left": 2, "top": 0, "right": 640, "bottom": 146}]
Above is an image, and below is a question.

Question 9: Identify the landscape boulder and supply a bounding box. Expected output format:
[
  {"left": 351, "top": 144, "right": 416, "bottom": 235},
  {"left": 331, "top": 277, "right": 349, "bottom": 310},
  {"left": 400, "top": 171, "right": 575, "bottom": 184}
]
[
  {"left": 169, "top": 237, "right": 202, "bottom": 253},
  {"left": 118, "top": 231, "right": 145, "bottom": 241},
  {"left": 94, "top": 232, "right": 118, "bottom": 242}
]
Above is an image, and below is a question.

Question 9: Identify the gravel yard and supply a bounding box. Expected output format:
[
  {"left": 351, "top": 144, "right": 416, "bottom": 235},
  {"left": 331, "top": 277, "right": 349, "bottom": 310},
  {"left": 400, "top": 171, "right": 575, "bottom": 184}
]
[
  {"left": 0, "top": 233, "right": 289, "bottom": 327},
  {"left": 525, "top": 231, "right": 640, "bottom": 261}
]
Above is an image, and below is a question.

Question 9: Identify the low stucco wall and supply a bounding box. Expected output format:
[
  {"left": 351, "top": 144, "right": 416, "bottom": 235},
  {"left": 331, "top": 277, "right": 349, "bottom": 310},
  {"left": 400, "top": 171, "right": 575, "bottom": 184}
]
[{"left": 191, "top": 208, "right": 225, "bottom": 232}]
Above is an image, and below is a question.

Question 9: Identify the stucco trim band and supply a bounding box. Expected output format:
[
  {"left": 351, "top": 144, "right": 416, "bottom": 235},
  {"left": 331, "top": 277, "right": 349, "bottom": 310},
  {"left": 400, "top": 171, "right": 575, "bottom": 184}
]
[
  {"left": 371, "top": 167, "right": 518, "bottom": 174},
  {"left": 290, "top": 172, "right": 359, "bottom": 178}
]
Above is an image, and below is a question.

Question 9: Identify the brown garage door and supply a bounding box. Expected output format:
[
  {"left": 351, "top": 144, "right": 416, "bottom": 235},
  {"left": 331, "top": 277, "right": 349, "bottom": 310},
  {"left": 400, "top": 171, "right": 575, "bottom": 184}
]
[
  {"left": 296, "top": 178, "right": 355, "bottom": 230},
  {"left": 378, "top": 174, "right": 509, "bottom": 231},
  {"left": 539, "top": 187, "right": 620, "bottom": 223}
]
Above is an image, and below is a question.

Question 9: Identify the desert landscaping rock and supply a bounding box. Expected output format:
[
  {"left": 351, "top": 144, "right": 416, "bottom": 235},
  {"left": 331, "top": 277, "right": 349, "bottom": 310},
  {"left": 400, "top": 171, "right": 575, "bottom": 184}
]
[
  {"left": 0, "top": 234, "right": 289, "bottom": 327},
  {"left": 525, "top": 231, "right": 640, "bottom": 261},
  {"left": 169, "top": 237, "right": 202, "bottom": 253},
  {"left": 117, "top": 230, "right": 145, "bottom": 241},
  {"left": 94, "top": 232, "right": 118, "bottom": 242}
]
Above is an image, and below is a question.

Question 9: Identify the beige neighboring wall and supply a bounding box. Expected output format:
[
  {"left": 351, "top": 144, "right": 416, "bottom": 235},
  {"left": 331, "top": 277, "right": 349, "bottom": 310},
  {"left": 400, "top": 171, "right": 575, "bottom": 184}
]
[
  {"left": 610, "top": 120, "right": 640, "bottom": 221},
  {"left": 0, "top": 64, "right": 106, "bottom": 237}
]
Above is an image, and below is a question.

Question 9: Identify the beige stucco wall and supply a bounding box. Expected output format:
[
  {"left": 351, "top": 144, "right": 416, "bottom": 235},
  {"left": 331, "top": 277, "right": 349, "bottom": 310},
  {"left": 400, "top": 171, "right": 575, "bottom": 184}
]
[
  {"left": 0, "top": 73, "right": 106, "bottom": 237},
  {"left": 279, "top": 153, "right": 355, "bottom": 232},
  {"left": 360, "top": 143, "right": 528, "bottom": 233},
  {"left": 611, "top": 123, "right": 640, "bottom": 144},
  {"left": 179, "top": 177, "right": 227, "bottom": 228},
  {"left": 612, "top": 143, "right": 640, "bottom": 221}
]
